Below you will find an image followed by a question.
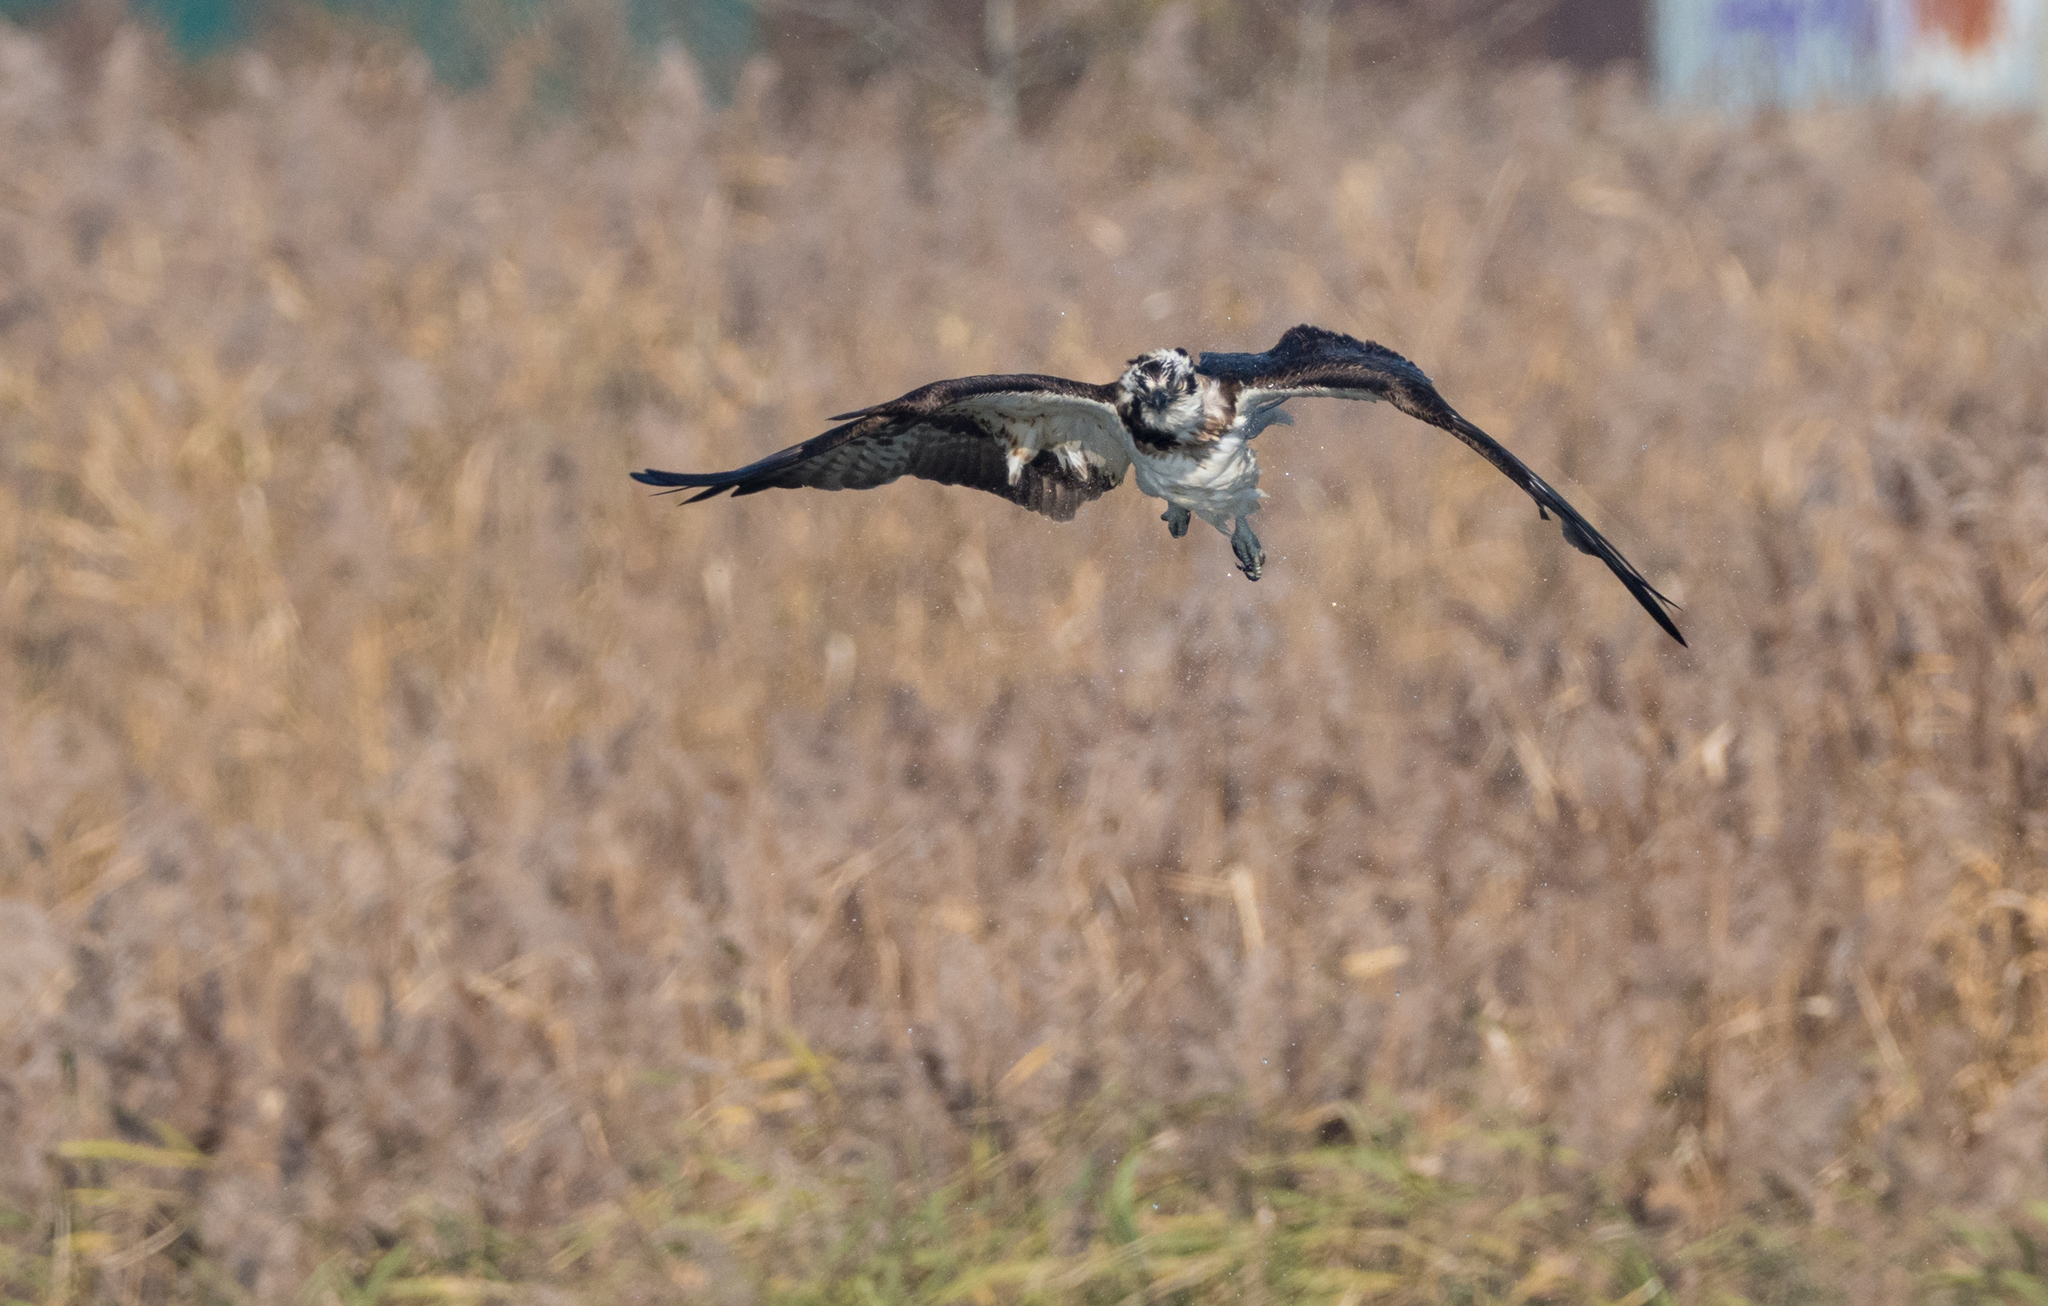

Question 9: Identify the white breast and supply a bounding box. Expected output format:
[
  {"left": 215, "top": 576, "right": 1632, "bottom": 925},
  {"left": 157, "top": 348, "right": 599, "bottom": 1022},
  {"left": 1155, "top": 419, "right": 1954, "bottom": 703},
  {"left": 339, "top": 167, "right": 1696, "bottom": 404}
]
[{"left": 1131, "top": 434, "right": 1264, "bottom": 526}]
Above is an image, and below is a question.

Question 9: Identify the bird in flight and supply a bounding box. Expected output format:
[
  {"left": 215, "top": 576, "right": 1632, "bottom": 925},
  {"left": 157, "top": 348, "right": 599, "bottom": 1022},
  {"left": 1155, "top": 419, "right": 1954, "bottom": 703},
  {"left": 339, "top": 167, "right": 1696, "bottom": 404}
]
[{"left": 633, "top": 324, "right": 1684, "bottom": 645}]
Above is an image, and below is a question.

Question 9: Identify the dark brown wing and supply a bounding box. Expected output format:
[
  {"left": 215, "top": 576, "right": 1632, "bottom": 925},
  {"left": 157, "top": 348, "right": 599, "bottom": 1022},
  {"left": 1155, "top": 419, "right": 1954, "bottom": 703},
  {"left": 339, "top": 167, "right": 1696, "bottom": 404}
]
[
  {"left": 1199, "top": 325, "right": 1686, "bottom": 646},
  {"left": 631, "top": 374, "right": 1129, "bottom": 523}
]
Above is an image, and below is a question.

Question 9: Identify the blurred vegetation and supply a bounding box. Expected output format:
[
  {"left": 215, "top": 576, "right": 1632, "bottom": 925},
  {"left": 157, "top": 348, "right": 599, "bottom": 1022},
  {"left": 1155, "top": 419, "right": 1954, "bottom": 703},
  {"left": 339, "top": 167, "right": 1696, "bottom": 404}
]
[
  {"left": 2, "top": 4, "right": 2048, "bottom": 1303},
  {"left": 0, "top": 0, "right": 756, "bottom": 90},
  {"left": 0, "top": 0, "right": 1642, "bottom": 113}
]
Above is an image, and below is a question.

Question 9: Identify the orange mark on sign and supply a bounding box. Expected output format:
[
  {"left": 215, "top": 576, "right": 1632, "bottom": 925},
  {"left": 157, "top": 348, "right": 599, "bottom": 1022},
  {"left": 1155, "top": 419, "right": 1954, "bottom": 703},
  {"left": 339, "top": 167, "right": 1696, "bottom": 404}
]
[{"left": 1918, "top": 0, "right": 1995, "bottom": 49}]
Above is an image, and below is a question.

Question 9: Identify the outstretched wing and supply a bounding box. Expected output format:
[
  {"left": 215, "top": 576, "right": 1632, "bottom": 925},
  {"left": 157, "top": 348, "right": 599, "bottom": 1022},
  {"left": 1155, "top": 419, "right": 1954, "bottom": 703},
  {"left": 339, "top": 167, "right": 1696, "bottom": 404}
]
[
  {"left": 1199, "top": 325, "right": 1686, "bottom": 646},
  {"left": 632, "top": 374, "right": 1130, "bottom": 523}
]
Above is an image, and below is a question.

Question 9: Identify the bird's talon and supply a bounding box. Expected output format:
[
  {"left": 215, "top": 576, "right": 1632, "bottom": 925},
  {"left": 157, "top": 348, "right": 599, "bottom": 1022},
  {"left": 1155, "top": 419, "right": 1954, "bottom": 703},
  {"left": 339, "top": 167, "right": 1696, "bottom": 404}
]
[
  {"left": 1162, "top": 505, "right": 1192, "bottom": 539},
  {"left": 1230, "top": 519, "right": 1264, "bottom": 581}
]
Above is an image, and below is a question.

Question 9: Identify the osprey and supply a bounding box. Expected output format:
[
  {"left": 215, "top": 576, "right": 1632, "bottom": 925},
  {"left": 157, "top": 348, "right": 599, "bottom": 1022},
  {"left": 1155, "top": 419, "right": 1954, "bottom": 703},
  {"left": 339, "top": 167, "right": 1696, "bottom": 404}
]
[{"left": 633, "top": 325, "right": 1685, "bottom": 645}]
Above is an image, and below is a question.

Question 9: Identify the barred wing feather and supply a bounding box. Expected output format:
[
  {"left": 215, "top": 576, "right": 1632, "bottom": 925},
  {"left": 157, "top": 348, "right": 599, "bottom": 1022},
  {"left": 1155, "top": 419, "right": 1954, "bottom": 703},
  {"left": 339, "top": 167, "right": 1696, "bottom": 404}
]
[{"left": 632, "top": 374, "right": 1129, "bottom": 523}]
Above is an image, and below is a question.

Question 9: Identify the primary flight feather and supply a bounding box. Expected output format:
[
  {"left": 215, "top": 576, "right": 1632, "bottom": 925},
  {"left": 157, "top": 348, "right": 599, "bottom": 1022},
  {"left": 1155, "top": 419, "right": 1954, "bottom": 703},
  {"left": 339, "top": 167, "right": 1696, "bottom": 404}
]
[{"left": 632, "top": 325, "right": 1685, "bottom": 646}]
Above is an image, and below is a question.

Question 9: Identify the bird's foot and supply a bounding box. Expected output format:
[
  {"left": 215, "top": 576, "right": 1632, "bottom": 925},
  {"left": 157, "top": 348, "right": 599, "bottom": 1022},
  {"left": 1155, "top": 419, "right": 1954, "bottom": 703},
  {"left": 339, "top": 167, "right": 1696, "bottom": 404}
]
[
  {"left": 1230, "top": 518, "right": 1265, "bottom": 582},
  {"left": 1162, "top": 504, "right": 1192, "bottom": 539}
]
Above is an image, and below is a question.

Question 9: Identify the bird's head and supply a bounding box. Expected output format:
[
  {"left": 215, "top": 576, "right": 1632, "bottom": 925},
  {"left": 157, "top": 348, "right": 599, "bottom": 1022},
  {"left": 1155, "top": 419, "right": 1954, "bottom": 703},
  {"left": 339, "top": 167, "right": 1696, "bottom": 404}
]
[{"left": 1117, "top": 348, "right": 1203, "bottom": 439}]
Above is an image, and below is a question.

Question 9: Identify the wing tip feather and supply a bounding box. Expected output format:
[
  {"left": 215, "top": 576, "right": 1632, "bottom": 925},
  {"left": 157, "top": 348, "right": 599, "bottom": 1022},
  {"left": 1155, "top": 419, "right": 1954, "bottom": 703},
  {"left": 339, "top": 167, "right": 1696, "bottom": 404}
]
[
  {"left": 631, "top": 468, "right": 712, "bottom": 487},
  {"left": 631, "top": 468, "right": 750, "bottom": 503},
  {"left": 1612, "top": 550, "right": 1688, "bottom": 647}
]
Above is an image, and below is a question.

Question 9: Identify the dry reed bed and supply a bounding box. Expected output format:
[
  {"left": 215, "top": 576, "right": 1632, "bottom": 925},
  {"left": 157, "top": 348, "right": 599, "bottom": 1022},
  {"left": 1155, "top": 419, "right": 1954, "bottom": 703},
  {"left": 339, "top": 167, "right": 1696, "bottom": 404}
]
[{"left": 2, "top": 19, "right": 2048, "bottom": 1301}]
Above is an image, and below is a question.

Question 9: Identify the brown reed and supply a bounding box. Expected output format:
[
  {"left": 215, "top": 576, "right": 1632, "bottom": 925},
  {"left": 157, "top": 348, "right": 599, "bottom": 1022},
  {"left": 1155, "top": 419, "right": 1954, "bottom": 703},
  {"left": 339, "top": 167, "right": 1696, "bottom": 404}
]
[{"left": 2, "top": 18, "right": 2047, "bottom": 1302}]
